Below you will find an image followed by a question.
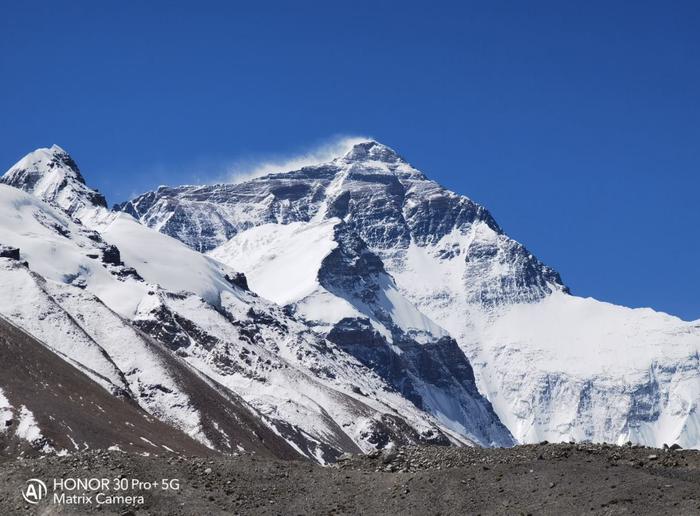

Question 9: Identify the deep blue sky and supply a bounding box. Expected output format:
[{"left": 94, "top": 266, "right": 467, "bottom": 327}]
[{"left": 1, "top": 1, "right": 698, "bottom": 320}]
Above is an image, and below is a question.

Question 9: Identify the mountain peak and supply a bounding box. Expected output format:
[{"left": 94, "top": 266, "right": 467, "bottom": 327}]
[
  {"left": 1, "top": 145, "right": 107, "bottom": 214},
  {"left": 341, "top": 140, "right": 406, "bottom": 164},
  {"left": 5, "top": 145, "right": 86, "bottom": 184}
]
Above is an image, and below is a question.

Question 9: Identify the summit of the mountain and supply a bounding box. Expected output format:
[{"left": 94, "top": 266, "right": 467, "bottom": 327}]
[
  {"left": 1, "top": 145, "right": 107, "bottom": 217},
  {"left": 340, "top": 140, "right": 406, "bottom": 164}
]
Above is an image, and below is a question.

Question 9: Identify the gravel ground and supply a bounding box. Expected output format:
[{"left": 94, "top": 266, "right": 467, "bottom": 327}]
[{"left": 1, "top": 443, "right": 698, "bottom": 515}]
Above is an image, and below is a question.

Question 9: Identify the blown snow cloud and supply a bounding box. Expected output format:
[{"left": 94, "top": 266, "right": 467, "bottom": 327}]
[{"left": 223, "top": 135, "right": 371, "bottom": 184}]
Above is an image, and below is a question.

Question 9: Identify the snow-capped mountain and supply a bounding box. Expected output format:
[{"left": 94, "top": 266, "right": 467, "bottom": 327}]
[
  {"left": 2, "top": 144, "right": 107, "bottom": 219},
  {"left": 0, "top": 145, "right": 512, "bottom": 461},
  {"left": 121, "top": 139, "right": 700, "bottom": 449}
]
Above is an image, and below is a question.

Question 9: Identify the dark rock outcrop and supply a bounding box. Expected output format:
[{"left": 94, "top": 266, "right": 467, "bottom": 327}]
[
  {"left": 226, "top": 272, "right": 249, "bottom": 291},
  {"left": 0, "top": 245, "right": 20, "bottom": 260},
  {"left": 101, "top": 244, "right": 122, "bottom": 266}
]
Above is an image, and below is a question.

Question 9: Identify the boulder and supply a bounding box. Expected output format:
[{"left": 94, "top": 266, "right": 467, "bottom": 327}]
[
  {"left": 101, "top": 244, "right": 122, "bottom": 266},
  {"left": 226, "top": 272, "right": 249, "bottom": 291}
]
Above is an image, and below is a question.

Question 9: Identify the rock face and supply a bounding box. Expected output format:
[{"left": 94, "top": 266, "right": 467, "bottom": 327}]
[
  {"left": 0, "top": 245, "right": 19, "bottom": 260},
  {"left": 118, "top": 141, "right": 565, "bottom": 306},
  {"left": 122, "top": 139, "right": 700, "bottom": 449}
]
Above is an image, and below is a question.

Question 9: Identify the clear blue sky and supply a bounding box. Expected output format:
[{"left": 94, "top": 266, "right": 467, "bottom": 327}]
[{"left": 1, "top": 1, "right": 698, "bottom": 320}]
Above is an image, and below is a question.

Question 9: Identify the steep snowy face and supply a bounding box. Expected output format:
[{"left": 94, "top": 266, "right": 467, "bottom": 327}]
[
  {"left": 210, "top": 218, "right": 514, "bottom": 446},
  {"left": 94, "top": 211, "right": 497, "bottom": 456},
  {"left": 123, "top": 140, "right": 700, "bottom": 449},
  {"left": 461, "top": 294, "right": 700, "bottom": 448},
  {"left": 210, "top": 218, "right": 443, "bottom": 337},
  {"left": 1, "top": 145, "right": 107, "bottom": 218},
  {"left": 0, "top": 184, "right": 148, "bottom": 317}
]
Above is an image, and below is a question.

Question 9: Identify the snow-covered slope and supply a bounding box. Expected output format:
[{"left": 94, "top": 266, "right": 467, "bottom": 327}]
[
  {"left": 210, "top": 218, "right": 513, "bottom": 446},
  {"left": 0, "top": 189, "right": 303, "bottom": 457},
  {"left": 1, "top": 145, "right": 107, "bottom": 219},
  {"left": 123, "top": 139, "right": 700, "bottom": 449},
  {"left": 456, "top": 293, "right": 700, "bottom": 447},
  {"left": 210, "top": 218, "right": 444, "bottom": 337},
  {"left": 95, "top": 204, "right": 507, "bottom": 456},
  {"left": 0, "top": 146, "right": 510, "bottom": 461}
]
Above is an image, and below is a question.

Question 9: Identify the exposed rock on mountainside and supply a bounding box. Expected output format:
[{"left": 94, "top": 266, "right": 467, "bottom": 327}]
[
  {"left": 118, "top": 141, "right": 566, "bottom": 308},
  {"left": 0, "top": 245, "right": 19, "bottom": 260}
]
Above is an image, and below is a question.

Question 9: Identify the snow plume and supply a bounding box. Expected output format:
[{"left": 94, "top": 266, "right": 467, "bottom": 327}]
[
  {"left": 125, "top": 135, "right": 372, "bottom": 195},
  {"left": 224, "top": 135, "right": 371, "bottom": 184}
]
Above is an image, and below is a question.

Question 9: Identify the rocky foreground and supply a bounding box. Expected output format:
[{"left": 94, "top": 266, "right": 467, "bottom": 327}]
[{"left": 1, "top": 443, "right": 699, "bottom": 515}]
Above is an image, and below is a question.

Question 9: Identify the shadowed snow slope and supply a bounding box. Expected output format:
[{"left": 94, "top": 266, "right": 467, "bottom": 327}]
[{"left": 123, "top": 139, "right": 700, "bottom": 449}]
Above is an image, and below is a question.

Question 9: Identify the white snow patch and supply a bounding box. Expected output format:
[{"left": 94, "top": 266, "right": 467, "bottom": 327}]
[
  {"left": 100, "top": 212, "right": 237, "bottom": 307},
  {"left": 15, "top": 406, "right": 44, "bottom": 444},
  {"left": 475, "top": 291, "right": 699, "bottom": 377},
  {"left": 139, "top": 436, "right": 158, "bottom": 448},
  {"left": 0, "top": 388, "right": 13, "bottom": 432},
  {"left": 67, "top": 435, "right": 80, "bottom": 451},
  {"left": 209, "top": 219, "right": 339, "bottom": 305}
]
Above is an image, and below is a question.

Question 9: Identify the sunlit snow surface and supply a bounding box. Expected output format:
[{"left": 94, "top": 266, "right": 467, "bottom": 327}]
[
  {"left": 389, "top": 228, "right": 700, "bottom": 448},
  {"left": 208, "top": 218, "right": 512, "bottom": 446},
  {"left": 209, "top": 218, "right": 447, "bottom": 339},
  {"left": 211, "top": 218, "right": 339, "bottom": 305}
]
